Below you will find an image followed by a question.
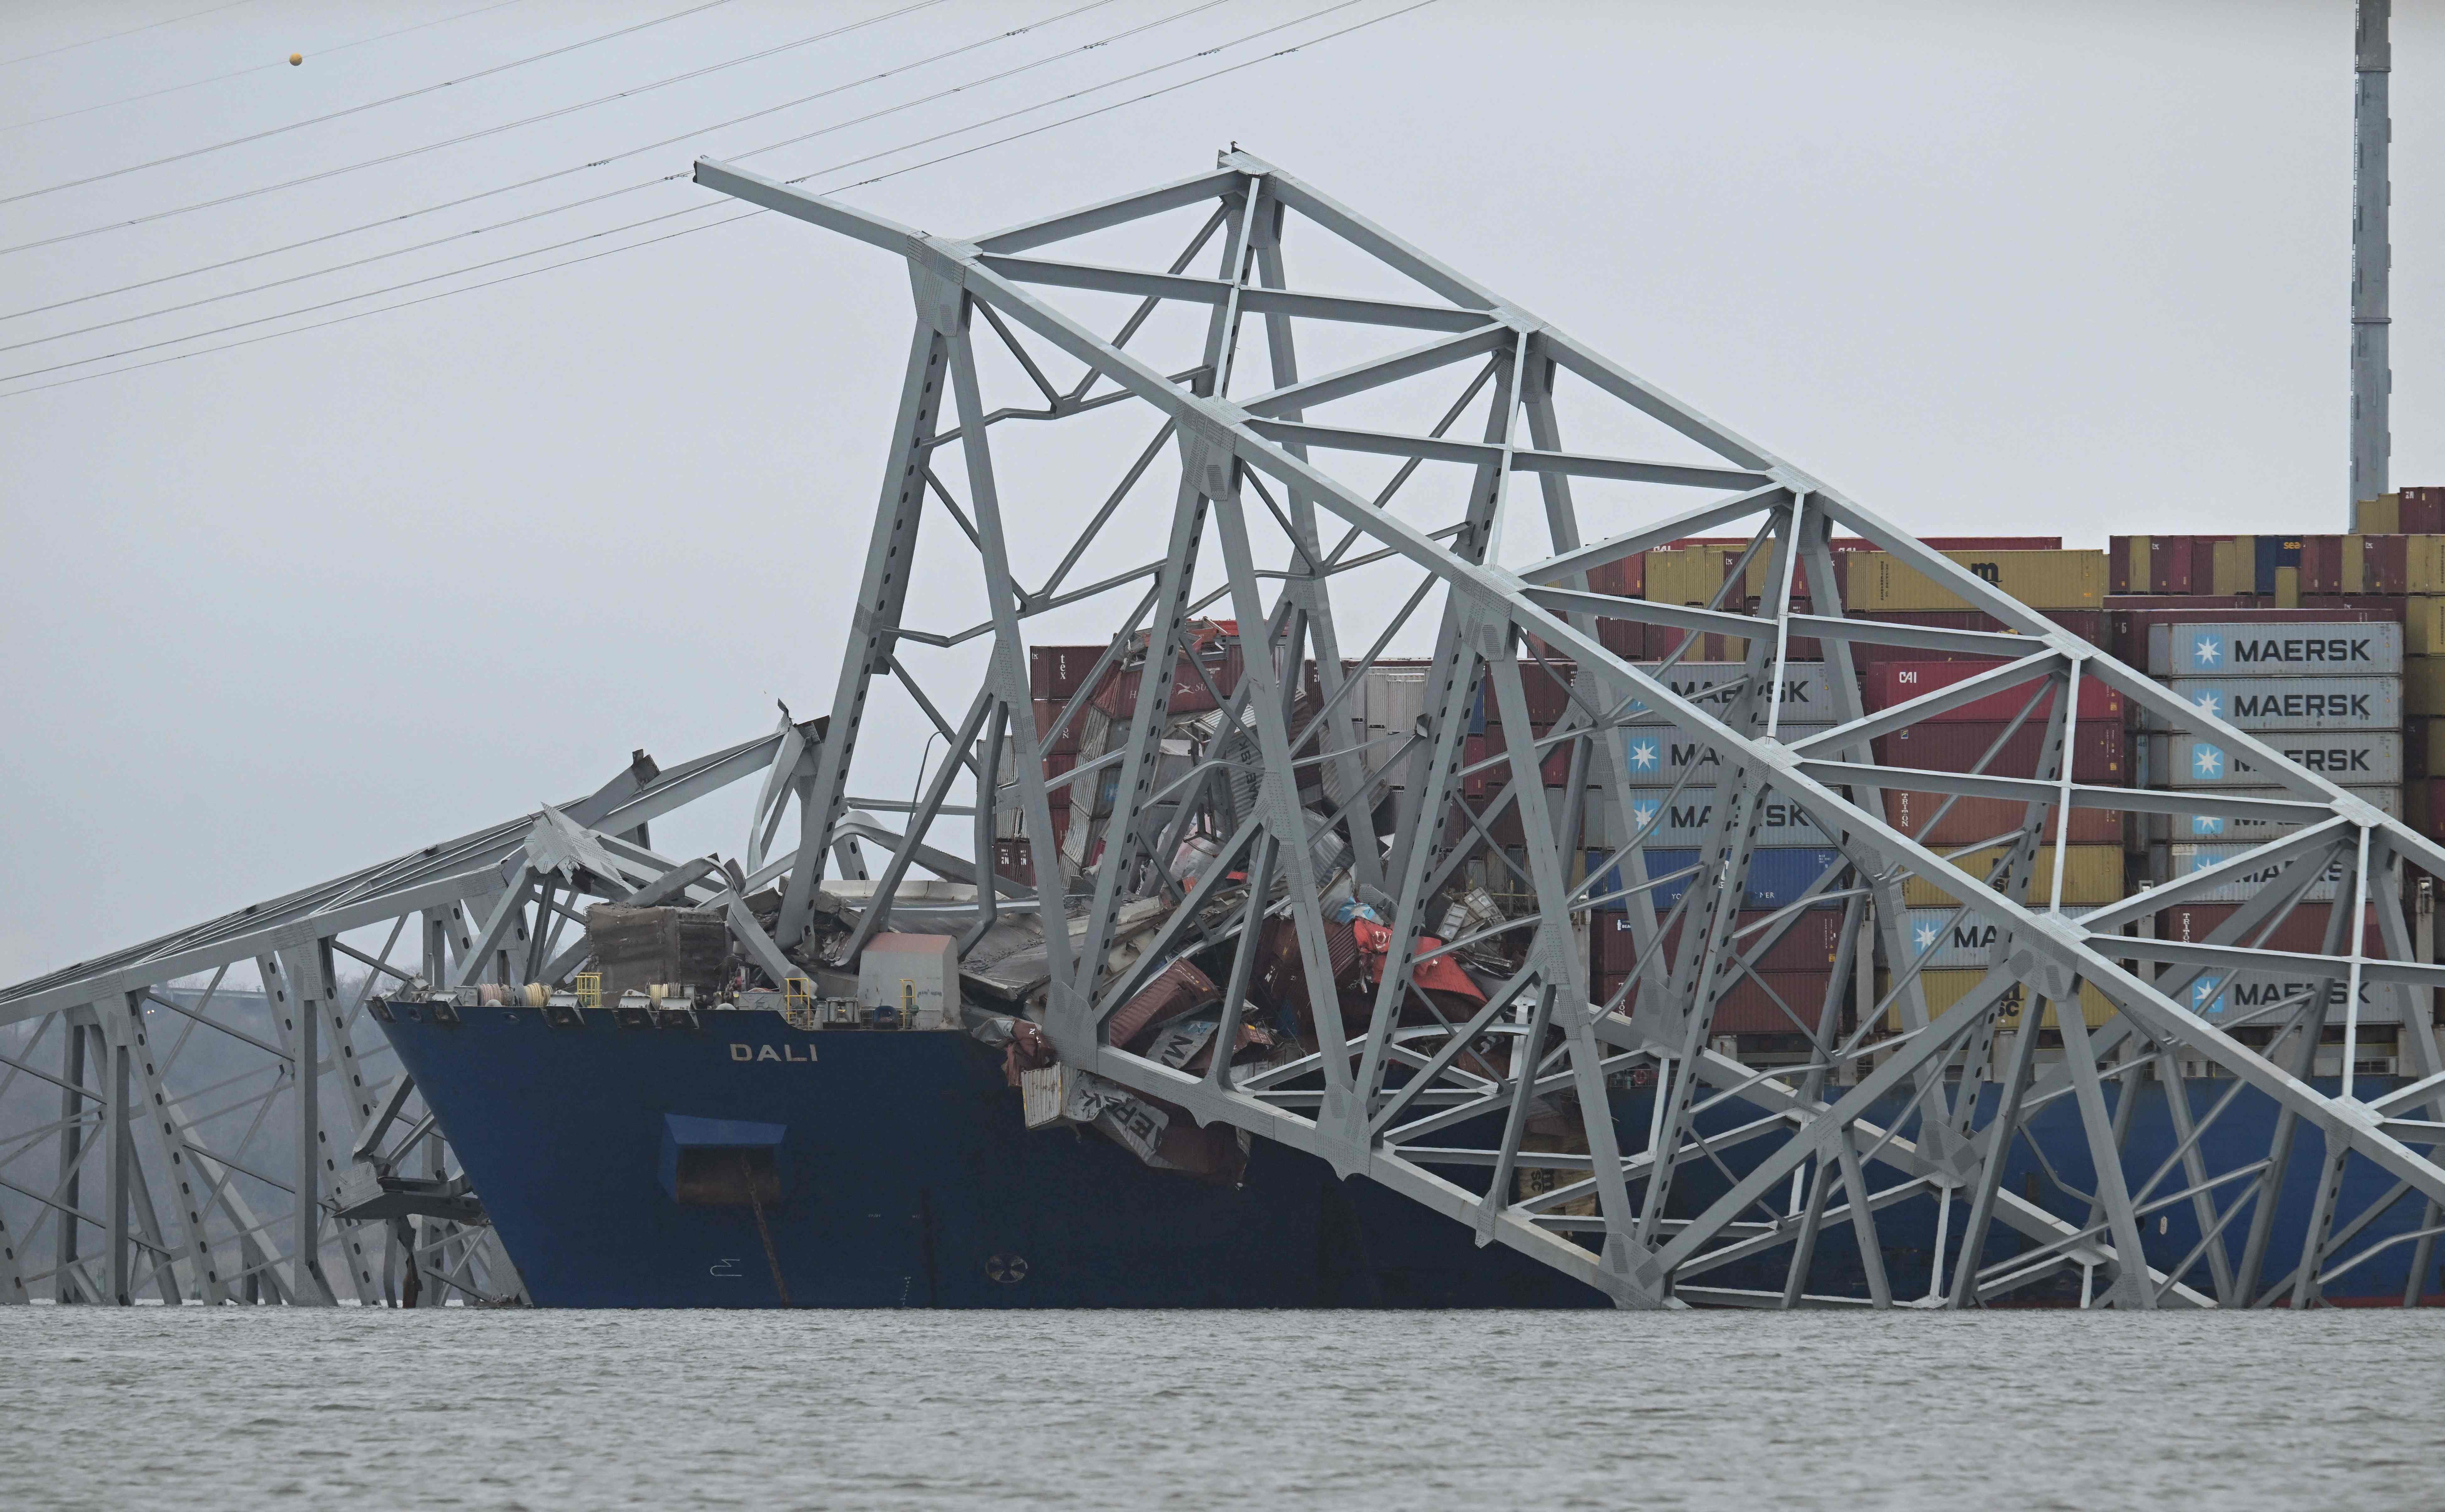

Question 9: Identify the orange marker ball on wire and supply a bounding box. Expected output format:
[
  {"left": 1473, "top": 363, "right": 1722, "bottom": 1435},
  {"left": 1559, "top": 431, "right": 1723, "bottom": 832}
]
[{"left": 289, "top": 53, "right": 302, "bottom": 66}]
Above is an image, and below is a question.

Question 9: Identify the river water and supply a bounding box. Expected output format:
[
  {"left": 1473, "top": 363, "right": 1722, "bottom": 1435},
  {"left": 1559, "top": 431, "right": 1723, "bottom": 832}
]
[{"left": 8, "top": 1306, "right": 2441, "bottom": 1509}]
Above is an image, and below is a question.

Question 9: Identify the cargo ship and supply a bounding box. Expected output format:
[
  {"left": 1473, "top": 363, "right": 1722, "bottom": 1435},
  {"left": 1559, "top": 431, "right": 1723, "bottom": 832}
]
[
  {"left": 359, "top": 515, "right": 2445, "bottom": 1310},
  {"left": 373, "top": 991, "right": 2438, "bottom": 1307}
]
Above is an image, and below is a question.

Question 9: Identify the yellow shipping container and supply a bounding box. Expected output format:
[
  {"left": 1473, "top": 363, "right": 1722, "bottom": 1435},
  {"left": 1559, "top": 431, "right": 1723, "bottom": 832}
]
[
  {"left": 1880, "top": 969, "right": 2114, "bottom": 1032},
  {"left": 2122, "top": 536, "right": 2151, "bottom": 592},
  {"left": 2407, "top": 656, "right": 2445, "bottom": 717},
  {"left": 1845, "top": 549, "right": 2106, "bottom": 613},
  {"left": 2273, "top": 565, "right": 2300, "bottom": 608},
  {"left": 2361, "top": 493, "right": 2402, "bottom": 534},
  {"left": 1742, "top": 547, "right": 1828, "bottom": 601},
  {"left": 1899, "top": 844, "right": 2123, "bottom": 908},
  {"left": 1645, "top": 546, "right": 1740, "bottom": 607},
  {"left": 2211, "top": 537, "right": 2254, "bottom": 596},
  {"left": 2405, "top": 537, "right": 2445, "bottom": 594},
  {"left": 2405, "top": 598, "right": 2445, "bottom": 654}
]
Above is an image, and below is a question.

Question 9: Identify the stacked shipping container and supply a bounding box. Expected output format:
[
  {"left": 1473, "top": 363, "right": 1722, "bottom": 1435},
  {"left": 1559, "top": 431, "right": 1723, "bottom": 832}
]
[
  {"left": 1007, "top": 498, "right": 2441, "bottom": 1074},
  {"left": 2102, "top": 487, "right": 2445, "bottom": 1074}
]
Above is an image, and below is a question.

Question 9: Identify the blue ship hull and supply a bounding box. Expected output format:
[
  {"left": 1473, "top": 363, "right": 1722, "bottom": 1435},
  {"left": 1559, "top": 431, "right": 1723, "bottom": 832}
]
[
  {"left": 381, "top": 1006, "right": 2442, "bottom": 1307},
  {"left": 380, "top": 1006, "right": 1604, "bottom": 1308}
]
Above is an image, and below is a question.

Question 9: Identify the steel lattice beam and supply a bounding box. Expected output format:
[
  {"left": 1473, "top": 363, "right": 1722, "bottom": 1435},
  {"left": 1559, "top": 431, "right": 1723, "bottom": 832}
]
[{"left": 689, "top": 149, "right": 2445, "bottom": 1309}]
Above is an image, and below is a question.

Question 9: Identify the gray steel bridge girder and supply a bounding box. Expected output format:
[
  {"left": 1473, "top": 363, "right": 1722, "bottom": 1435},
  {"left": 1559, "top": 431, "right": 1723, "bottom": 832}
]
[
  {"left": 0, "top": 737, "right": 779, "bottom": 1303},
  {"left": 687, "top": 150, "right": 2445, "bottom": 1309}
]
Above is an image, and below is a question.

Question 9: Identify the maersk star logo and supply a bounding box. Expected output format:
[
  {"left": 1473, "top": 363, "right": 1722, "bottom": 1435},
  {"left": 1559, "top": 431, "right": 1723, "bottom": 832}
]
[
  {"left": 2189, "top": 689, "right": 2222, "bottom": 719},
  {"left": 2192, "top": 632, "right": 2223, "bottom": 668},
  {"left": 1627, "top": 737, "right": 1660, "bottom": 772},
  {"left": 1632, "top": 799, "right": 1659, "bottom": 828},
  {"left": 2192, "top": 743, "right": 2225, "bottom": 780},
  {"left": 2192, "top": 976, "right": 2223, "bottom": 1013},
  {"left": 1913, "top": 921, "right": 1941, "bottom": 955},
  {"left": 2192, "top": 814, "right": 2224, "bottom": 836}
]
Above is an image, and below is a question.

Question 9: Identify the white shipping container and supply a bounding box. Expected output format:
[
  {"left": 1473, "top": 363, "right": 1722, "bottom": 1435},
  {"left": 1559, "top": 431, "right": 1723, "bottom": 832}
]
[
  {"left": 2141, "top": 732, "right": 2402, "bottom": 788},
  {"left": 1618, "top": 661, "right": 1837, "bottom": 725},
  {"left": 2143, "top": 676, "right": 2402, "bottom": 732},
  {"left": 2145, "top": 621, "right": 2404, "bottom": 677},
  {"left": 1361, "top": 665, "right": 1430, "bottom": 789},
  {"left": 1899, "top": 906, "right": 2015, "bottom": 970},
  {"left": 2150, "top": 845, "right": 2347, "bottom": 902},
  {"left": 1620, "top": 723, "right": 1833, "bottom": 786},
  {"left": 1588, "top": 788, "right": 1834, "bottom": 847},
  {"left": 2177, "top": 967, "right": 2398, "bottom": 1026},
  {"left": 2140, "top": 785, "right": 2400, "bottom": 843}
]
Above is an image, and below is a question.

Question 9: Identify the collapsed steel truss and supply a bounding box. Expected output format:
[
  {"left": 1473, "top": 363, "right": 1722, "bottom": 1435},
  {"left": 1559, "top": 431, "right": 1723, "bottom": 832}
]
[
  {"left": 690, "top": 149, "right": 2445, "bottom": 1309},
  {"left": 5, "top": 152, "right": 2442, "bottom": 1308},
  {"left": 0, "top": 736, "right": 782, "bottom": 1304}
]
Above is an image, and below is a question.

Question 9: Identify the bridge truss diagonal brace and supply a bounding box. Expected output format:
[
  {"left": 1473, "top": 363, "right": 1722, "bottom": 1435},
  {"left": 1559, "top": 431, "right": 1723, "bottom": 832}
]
[{"left": 683, "top": 153, "right": 2445, "bottom": 1308}]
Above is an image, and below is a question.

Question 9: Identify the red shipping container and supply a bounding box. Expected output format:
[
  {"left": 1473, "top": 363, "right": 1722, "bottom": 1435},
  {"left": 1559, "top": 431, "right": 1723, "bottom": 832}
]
[
  {"left": 1842, "top": 612, "right": 1999, "bottom": 670},
  {"left": 1460, "top": 737, "right": 1571, "bottom": 796},
  {"left": 2411, "top": 725, "right": 2445, "bottom": 778},
  {"left": 1029, "top": 645, "right": 1105, "bottom": 701},
  {"left": 1597, "top": 618, "right": 1645, "bottom": 660},
  {"left": 2105, "top": 594, "right": 2266, "bottom": 614},
  {"left": 2298, "top": 537, "right": 2414, "bottom": 596},
  {"left": 1838, "top": 610, "right": 2106, "bottom": 670},
  {"left": 1517, "top": 661, "right": 1578, "bottom": 725},
  {"left": 991, "top": 838, "right": 1036, "bottom": 886},
  {"left": 2353, "top": 537, "right": 2408, "bottom": 596},
  {"left": 1825, "top": 537, "right": 2062, "bottom": 551},
  {"left": 1594, "top": 907, "right": 1848, "bottom": 975},
  {"left": 2041, "top": 609, "right": 2111, "bottom": 649},
  {"left": 2150, "top": 901, "right": 2378, "bottom": 956},
  {"left": 2297, "top": 536, "right": 2343, "bottom": 595},
  {"left": 2110, "top": 536, "right": 2135, "bottom": 596},
  {"left": 1872, "top": 721, "right": 2125, "bottom": 782},
  {"left": 1093, "top": 645, "right": 1246, "bottom": 717},
  {"left": 1864, "top": 661, "right": 2124, "bottom": 722},
  {"left": 2149, "top": 535, "right": 2200, "bottom": 595},
  {"left": 2402, "top": 487, "right": 2445, "bottom": 534},
  {"left": 1881, "top": 789, "right": 2121, "bottom": 846},
  {"left": 1033, "top": 699, "right": 1082, "bottom": 757},
  {"left": 2408, "top": 776, "right": 2445, "bottom": 840},
  {"left": 1710, "top": 972, "right": 1843, "bottom": 1035},
  {"left": 2297, "top": 594, "right": 2410, "bottom": 621},
  {"left": 1586, "top": 555, "right": 1643, "bottom": 597},
  {"left": 1617, "top": 968, "right": 1841, "bottom": 1034}
]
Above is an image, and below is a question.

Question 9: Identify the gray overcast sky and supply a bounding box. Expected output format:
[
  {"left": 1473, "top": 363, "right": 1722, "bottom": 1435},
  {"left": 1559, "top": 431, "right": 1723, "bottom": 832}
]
[{"left": 0, "top": 0, "right": 2437, "bottom": 984}]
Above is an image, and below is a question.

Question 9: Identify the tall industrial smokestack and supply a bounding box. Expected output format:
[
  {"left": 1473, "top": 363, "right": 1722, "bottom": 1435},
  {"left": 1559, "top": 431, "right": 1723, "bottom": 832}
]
[{"left": 2351, "top": 0, "right": 2391, "bottom": 523}]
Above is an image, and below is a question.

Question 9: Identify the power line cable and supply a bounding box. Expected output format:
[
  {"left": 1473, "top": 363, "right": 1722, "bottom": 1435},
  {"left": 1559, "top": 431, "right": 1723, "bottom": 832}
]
[
  {"left": 0, "top": 0, "right": 536, "bottom": 138},
  {"left": 0, "top": 0, "right": 263, "bottom": 70},
  {"left": 0, "top": 0, "right": 1349, "bottom": 383},
  {"left": 0, "top": 0, "right": 741, "bottom": 205},
  {"left": 0, "top": 0, "right": 1121, "bottom": 320},
  {"left": 0, "top": 0, "right": 1219, "bottom": 355},
  {"left": 0, "top": 0, "right": 1440, "bottom": 399},
  {"left": 0, "top": 0, "right": 950, "bottom": 254}
]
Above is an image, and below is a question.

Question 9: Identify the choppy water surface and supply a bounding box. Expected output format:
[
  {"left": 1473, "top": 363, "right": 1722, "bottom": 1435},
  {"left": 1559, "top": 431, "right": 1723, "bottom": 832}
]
[{"left": 8, "top": 1306, "right": 2442, "bottom": 1509}]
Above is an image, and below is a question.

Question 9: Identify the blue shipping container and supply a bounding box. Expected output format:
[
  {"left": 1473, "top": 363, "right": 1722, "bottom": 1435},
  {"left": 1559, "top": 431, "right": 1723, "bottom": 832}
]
[
  {"left": 2254, "top": 536, "right": 2303, "bottom": 595},
  {"left": 1589, "top": 847, "right": 1845, "bottom": 912}
]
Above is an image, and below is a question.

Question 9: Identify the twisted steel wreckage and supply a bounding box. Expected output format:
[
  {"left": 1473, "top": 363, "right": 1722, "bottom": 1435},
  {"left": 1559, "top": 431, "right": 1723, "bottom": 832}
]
[{"left": 6, "top": 151, "right": 2443, "bottom": 1310}]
